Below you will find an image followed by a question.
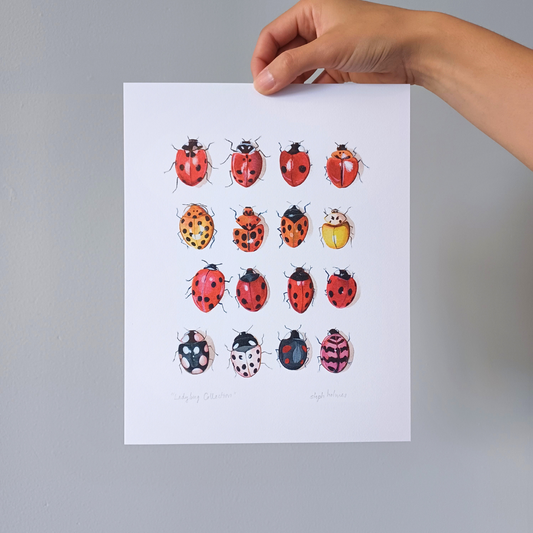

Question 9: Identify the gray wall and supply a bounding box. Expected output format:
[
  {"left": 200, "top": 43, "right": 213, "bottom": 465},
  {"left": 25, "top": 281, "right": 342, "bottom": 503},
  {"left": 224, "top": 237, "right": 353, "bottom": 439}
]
[{"left": 1, "top": 0, "right": 532, "bottom": 531}]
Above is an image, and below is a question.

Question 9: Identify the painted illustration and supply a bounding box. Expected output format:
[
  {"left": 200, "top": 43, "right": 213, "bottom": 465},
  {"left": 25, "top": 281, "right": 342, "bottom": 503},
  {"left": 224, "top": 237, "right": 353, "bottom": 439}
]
[
  {"left": 278, "top": 204, "right": 309, "bottom": 248},
  {"left": 286, "top": 266, "right": 314, "bottom": 313},
  {"left": 278, "top": 328, "right": 309, "bottom": 370},
  {"left": 189, "top": 263, "right": 229, "bottom": 313},
  {"left": 175, "top": 330, "right": 213, "bottom": 374},
  {"left": 230, "top": 331, "right": 263, "bottom": 378},
  {"left": 235, "top": 268, "right": 268, "bottom": 312},
  {"left": 318, "top": 329, "right": 350, "bottom": 373},
  {"left": 168, "top": 138, "right": 212, "bottom": 190},
  {"left": 178, "top": 204, "right": 215, "bottom": 249},
  {"left": 320, "top": 208, "right": 351, "bottom": 249},
  {"left": 279, "top": 141, "right": 311, "bottom": 186},
  {"left": 325, "top": 143, "right": 362, "bottom": 188},
  {"left": 232, "top": 207, "right": 266, "bottom": 252},
  {"left": 223, "top": 138, "right": 266, "bottom": 187},
  {"left": 325, "top": 268, "right": 358, "bottom": 308}
]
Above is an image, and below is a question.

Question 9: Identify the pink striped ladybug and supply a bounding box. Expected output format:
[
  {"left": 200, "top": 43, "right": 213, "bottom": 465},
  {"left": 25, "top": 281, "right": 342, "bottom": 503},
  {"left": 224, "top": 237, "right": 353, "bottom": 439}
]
[{"left": 319, "top": 329, "right": 350, "bottom": 373}]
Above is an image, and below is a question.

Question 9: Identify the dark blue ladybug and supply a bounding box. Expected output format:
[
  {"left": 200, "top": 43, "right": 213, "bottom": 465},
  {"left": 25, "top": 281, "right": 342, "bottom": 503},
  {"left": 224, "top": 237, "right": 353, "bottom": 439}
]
[
  {"left": 278, "top": 329, "right": 309, "bottom": 370},
  {"left": 176, "top": 330, "right": 211, "bottom": 375}
]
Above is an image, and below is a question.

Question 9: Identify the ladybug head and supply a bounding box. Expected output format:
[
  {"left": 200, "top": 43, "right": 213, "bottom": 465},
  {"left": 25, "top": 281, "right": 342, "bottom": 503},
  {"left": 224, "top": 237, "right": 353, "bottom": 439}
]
[
  {"left": 237, "top": 140, "right": 256, "bottom": 154},
  {"left": 325, "top": 209, "right": 347, "bottom": 225},
  {"left": 335, "top": 143, "right": 348, "bottom": 151},
  {"left": 288, "top": 142, "right": 303, "bottom": 155},
  {"left": 288, "top": 330, "right": 302, "bottom": 340},
  {"left": 182, "top": 329, "right": 204, "bottom": 343},
  {"left": 336, "top": 269, "right": 352, "bottom": 280},
  {"left": 183, "top": 139, "right": 202, "bottom": 151},
  {"left": 328, "top": 329, "right": 340, "bottom": 335},
  {"left": 239, "top": 268, "right": 260, "bottom": 282},
  {"left": 204, "top": 263, "right": 219, "bottom": 271},
  {"left": 233, "top": 331, "right": 258, "bottom": 350},
  {"left": 291, "top": 267, "right": 310, "bottom": 281},
  {"left": 242, "top": 207, "right": 256, "bottom": 216}
]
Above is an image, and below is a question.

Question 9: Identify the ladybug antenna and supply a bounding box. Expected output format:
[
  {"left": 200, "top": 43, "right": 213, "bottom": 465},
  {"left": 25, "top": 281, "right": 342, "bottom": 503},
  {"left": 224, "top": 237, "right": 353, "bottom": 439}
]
[
  {"left": 205, "top": 141, "right": 214, "bottom": 150},
  {"left": 254, "top": 136, "right": 261, "bottom": 144},
  {"left": 324, "top": 268, "right": 330, "bottom": 277},
  {"left": 246, "top": 325, "right": 254, "bottom": 333},
  {"left": 230, "top": 207, "right": 238, "bottom": 218},
  {"left": 232, "top": 328, "right": 240, "bottom": 334},
  {"left": 278, "top": 142, "right": 283, "bottom": 152},
  {"left": 284, "top": 325, "right": 292, "bottom": 332},
  {"left": 303, "top": 202, "right": 311, "bottom": 213},
  {"left": 344, "top": 206, "right": 352, "bottom": 215},
  {"left": 257, "top": 209, "right": 267, "bottom": 217}
]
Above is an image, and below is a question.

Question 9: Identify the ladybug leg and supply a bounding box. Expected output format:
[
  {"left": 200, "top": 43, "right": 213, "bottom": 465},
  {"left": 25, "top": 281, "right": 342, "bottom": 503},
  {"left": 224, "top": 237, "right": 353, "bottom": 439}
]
[
  {"left": 225, "top": 170, "right": 234, "bottom": 188},
  {"left": 208, "top": 228, "right": 217, "bottom": 249},
  {"left": 164, "top": 161, "right": 176, "bottom": 174},
  {"left": 278, "top": 142, "right": 283, "bottom": 152},
  {"left": 225, "top": 138, "right": 237, "bottom": 152},
  {"left": 219, "top": 302, "right": 228, "bottom": 314},
  {"left": 173, "top": 350, "right": 178, "bottom": 363}
]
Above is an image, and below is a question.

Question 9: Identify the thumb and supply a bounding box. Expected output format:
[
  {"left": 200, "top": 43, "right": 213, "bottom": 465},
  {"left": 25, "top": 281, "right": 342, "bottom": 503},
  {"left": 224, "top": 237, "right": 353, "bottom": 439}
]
[{"left": 254, "top": 38, "right": 333, "bottom": 95}]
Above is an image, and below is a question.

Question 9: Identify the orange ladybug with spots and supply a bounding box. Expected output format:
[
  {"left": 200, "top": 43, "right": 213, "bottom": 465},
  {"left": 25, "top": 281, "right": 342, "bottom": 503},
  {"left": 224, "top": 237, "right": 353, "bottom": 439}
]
[
  {"left": 232, "top": 207, "right": 265, "bottom": 252},
  {"left": 178, "top": 204, "right": 215, "bottom": 250},
  {"left": 279, "top": 205, "right": 309, "bottom": 248}
]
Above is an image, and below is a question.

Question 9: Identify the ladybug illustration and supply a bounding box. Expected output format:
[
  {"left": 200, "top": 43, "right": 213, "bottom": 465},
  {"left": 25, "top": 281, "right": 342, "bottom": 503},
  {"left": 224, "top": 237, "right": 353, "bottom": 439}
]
[
  {"left": 319, "top": 329, "right": 350, "bottom": 374},
  {"left": 190, "top": 264, "right": 227, "bottom": 313},
  {"left": 236, "top": 268, "right": 268, "bottom": 312},
  {"left": 321, "top": 208, "right": 351, "bottom": 249},
  {"left": 170, "top": 139, "right": 211, "bottom": 189},
  {"left": 326, "top": 143, "right": 361, "bottom": 188},
  {"left": 278, "top": 329, "right": 309, "bottom": 370},
  {"left": 326, "top": 269, "right": 357, "bottom": 308},
  {"left": 279, "top": 141, "right": 310, "bottom": 187},
  {"left": 178, "top": 204, "right": 215, "bottom": 250},
  {"left": 287, "top": 266, "right": 314, "bottom": 313},
  {"left": 224, "top": 138, "right": 265, "bottom": 187},
  {"left": 175, "top": 330, "right": 211, "bottom": 375},
  {"left": 230, "top": 331, "right": 262, "bottom": 378},
  {"left": 279, "top": 204, "right": 309, "bottom": 248},
  {"left": 232, "top": 207, "right": 265, "bottom": 252}
]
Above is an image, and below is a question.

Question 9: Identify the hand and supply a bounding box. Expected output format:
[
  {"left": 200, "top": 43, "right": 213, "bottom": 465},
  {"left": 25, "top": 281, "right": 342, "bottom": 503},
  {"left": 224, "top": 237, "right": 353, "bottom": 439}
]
[{"left": 251, "top": 0, "right": 428, "bottom": 94}]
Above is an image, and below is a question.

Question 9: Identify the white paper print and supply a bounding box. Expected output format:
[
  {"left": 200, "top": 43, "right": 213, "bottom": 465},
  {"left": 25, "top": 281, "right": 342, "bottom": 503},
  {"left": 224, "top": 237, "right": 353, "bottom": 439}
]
[{"left": 124, "top": 83, "right": 410, "bottom": 444}]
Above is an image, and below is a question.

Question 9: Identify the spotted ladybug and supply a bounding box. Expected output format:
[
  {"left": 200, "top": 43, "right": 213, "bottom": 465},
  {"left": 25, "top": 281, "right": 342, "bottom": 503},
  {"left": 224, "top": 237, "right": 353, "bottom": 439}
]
[
  {"left": 278, "top": 329, "right": 309, "bottom": 370},
  {"left": 279, "top": 204, "right": 309, "bottom": 248},
  {"left": 230, "top": 331, "right": 262, "bottom": 378},
  {"left": 287, "top": 266, "right": 314, "bottom": 313},
  {"left": 279, "top": 141, "right": 310, "bottom": 187},
  {"left": 326, "top": 269, "right": 357, "bottom": 308},
  {"left": 232, "top": 207, "right": 265, "bottom": 252},
  {"left": 326, "top": 143, "right": 361, "bottom": 188},
  {"left": 319, "top": 329, "right": 350, "bottom": 373},
  {"left": 170, "top": 139, "right": 210, "bottom": 189},
  {"left": 178, "top": 204, "right": 215, "bottom": 250},
  {"left": 175, "top": 330, "right": 211, "bottom": 374},
  {"left": 236, "top": 268, "right": 268, "bottom": 312},
  {"left": 224, "top": 138, "right": 265, "bottom": 187},
  {"left": 190, "top": 264, "right": 226, "bottom": 313}
]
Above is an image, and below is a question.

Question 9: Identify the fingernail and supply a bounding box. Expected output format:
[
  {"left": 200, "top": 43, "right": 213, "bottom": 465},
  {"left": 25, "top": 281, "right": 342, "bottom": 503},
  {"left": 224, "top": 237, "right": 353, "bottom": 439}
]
[{"left": 254, "top": 67, "right": 275, "bottom": 93}]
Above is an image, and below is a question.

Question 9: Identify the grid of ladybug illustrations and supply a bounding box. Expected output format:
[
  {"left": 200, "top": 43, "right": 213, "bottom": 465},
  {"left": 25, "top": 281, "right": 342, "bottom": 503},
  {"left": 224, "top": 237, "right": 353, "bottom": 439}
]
[
  {"left": 124, "top": 83, "right": 411, "bottom": 444},
  {"left": 173, "top": 137, "right": 363, "bottom": 377}
]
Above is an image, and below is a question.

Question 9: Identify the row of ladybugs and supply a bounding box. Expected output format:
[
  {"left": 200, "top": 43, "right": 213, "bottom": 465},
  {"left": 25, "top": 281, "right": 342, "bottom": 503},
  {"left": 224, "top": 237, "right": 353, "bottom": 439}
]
[
  {"left": 179, "top": 204, "right": 352, "bottom": 251},
  {"left": 168, "top": 139, "right": 363, "bottom": 190},
  {"left": 189, "top": 265, "right": 357, "bottom": 314},
  {"left": 175, "top": 328, "right": 351, "bottom": 377}
]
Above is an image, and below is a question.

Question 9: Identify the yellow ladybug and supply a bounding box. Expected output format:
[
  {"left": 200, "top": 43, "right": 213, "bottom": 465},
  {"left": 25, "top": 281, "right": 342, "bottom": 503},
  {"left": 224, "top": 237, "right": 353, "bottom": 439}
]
[
  {"left": 321, "top": 209, "right": 351, "bottom": 249},
  {"left": 178, "top": 204, "right": 215, "bottom": 249}
]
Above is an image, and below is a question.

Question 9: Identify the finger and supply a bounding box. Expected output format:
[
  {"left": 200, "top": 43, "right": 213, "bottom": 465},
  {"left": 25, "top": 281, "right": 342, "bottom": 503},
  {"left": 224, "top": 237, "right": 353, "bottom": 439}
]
[
  {"left": 251, "top": 3, "right": 316, "bottom": 78},
  {"left": 254, "top": 36, "right": 335, "bottom": 95}
]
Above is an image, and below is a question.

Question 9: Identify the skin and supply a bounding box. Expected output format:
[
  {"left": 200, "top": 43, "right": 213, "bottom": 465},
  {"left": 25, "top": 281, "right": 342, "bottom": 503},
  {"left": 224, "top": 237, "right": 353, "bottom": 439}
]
[{"left": 251, "top": 0, "right": 533, "bottom": 170}]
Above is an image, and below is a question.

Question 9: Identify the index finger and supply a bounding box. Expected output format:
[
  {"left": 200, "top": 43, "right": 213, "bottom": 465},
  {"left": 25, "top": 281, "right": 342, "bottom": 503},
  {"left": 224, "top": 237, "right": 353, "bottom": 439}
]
[{"left": 251, "top": 3, "right": 317, "bottom": 78}]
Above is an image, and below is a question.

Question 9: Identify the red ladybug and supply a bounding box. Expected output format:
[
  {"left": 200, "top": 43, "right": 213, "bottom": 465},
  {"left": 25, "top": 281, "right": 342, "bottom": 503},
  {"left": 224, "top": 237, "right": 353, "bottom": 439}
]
[
  {"left": 171, "top": 139, "right": 210, "bottom": 190},
  {"left": 279, "top": 142, "right": 310, "bottom": 187},
  {"left": 236, "top": 268, "right": 268, "bottom": 312},
  {"left": 279, "top": 205, "right": 309, "bottom": 248},
  {"left": 326, "top": 143, "right": 361, "bottom": 188},
  {"left": 326, "top": 269, "right": 357, "bottom": 308},
  {"left": 232, "top": 207, "right": 265, "bottom": 252},
  {"left": 224, "top": 139, "right": 265, "bottom": 187},
  {"left": 320, "top": 329, "right": 350, "bottom": 373},
  {"left": 191, "top": 264, "right": 226, "bottom": 313},
  {"left": 287, "top": 267, "right": 314, "bottom": 313}
]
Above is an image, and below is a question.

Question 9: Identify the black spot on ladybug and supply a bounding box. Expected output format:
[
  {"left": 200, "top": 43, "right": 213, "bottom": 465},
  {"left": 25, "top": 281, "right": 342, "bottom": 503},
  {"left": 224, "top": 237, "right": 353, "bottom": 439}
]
[
  {"left": 204, "top": 297, "right": 210, "bottom": 302},
  {"left": 338, "top": 286, "right": 344, "bottom": 294},
  {"left": 304, "top": 220, "right": 308, "bottom": 226},
  {"left": 294, "top": 302, "right": 298, "bottom": 308},
  {"left": 211, "top": 281, "right": 217, "bottom": 288},
  {"left": 299, "top": 165, "right": 307, "bottom": 173},
  {"left": 261, "top": 282, "right": 266, "bottom": 289},
  {"left": 179, "top": 164, "right": 185, "bottom": 171},
  {"left": 205, "top": 233, "right": 209, "bottom": 239},
  {"left": 236, "top": 288, "right": 241, "bottom": 297},
  {"left": 241, "top": 234, "right": 246, "bottom": 241},
  {"left": 348, "top": 288, "right": 353, "bottom": 295},
  {"left": 236, "top": 366, "right": 240, "bottom": 372},
  {"left": 250, "top": 170, "right": 256, "bottom": 175},
  {"left": 242, "top": 363, "right": 246, "bottom": 369},
  {"left": 282, "top": 228, "right": 286, "bottom": 234},
  {"left": 193, "top": 215, "right": 197, "bottom": 219},
  {"left": 305, "top": 292, "right": 309, "bottom": 298},
  {"left": 196, "top": 164, "right": 201, "bottom": 171},
  {"left": 297, "top": 239, "right": 302, "bottom": 245},
  {"left": 188, "top": 222, "right": 193, "bottom": 228},
  {"left": 182, "top": 229, "right": 187, "bottom": 234},
  {"left": 258, "top": 228, "right": 262, "bottom": 234},
  {"left": 255, "top": 295, "right": 261, "bottom": 302},
  {"left": 250, "top": 231, "right": 257, "bottom": 239},
  {"left": 255, "top": 304, "right": 261, "bottom": 310},
  {"left": 218, "top": 277, "right": 223, "bottom": 283},
  {"left": 250, "top": 362, "right": 254, "bottom": 368},
  {"left": 181, "top": 218, "right": 185, "bottom": 224},
  {"left": 200, "top": 240, "right": 205, "bottom": 245},
  {"left": 284, "top": 237, "right": 289, "bottom": 242},
  {"left": 192, "top": 290, "right": 196, "bottom": 295},
  {"left": 243, "top": 372, "right": 248, "bottom": 377},
  {"left": 254, "top": 241, "right": 260, "bottom": 248},
  {"left": 309, "top": 282, "right": 314, "bottom": 289},
  {"left": 242, "top": 298, "right": 248, "bottom": 305},
  {"left": 195, "top": 280, "right": 199, "bottom": 286},
  {"left": 288, "top": 224, "right": 292, "bottom": 230},
  {"left": 297, "top": 224, "right": 302, "bottom": 231},
  {"left": 288, "top": 283, "right": 292, "bottom": 289},
  {"left": 237, "top": 170, "right": 243, "bottom": 175},
  {"left": 281, "top": 166, "right": 287, "bottom": 173},
  {"left": 281, "top": 219, "right": 286, "bottom": 226},
  {"left": 205, "top": 216, "right": 210, "bottom": 221},
  {"left": 332, "top": 300, "right": 338, "bottom": 306},
  {"left": 232, "top": 355, "right": 236, "bottom": 360},
  {"left": 208, "top": 303, "right": 214, "bottom": 310},
  {"left": 187, "top": 211, "right": 191, "bottom": 216},
  {"left": 197, "top": 296, "right": 203, "bottom": 302},
  {"left": 242, "top": 242, "right": 248, "bottom": 249},
  {"left": 293, "top": 293, "right": 298, "bottom": 299},
  {"left": 328, "top": 290, "right": 334, "bottom": 297},
  {"left": 196, "top": 177, "right": 202, "bottom": 182},
  {"left": 217, "top": 294, "right": 221, "bottom": 300}
]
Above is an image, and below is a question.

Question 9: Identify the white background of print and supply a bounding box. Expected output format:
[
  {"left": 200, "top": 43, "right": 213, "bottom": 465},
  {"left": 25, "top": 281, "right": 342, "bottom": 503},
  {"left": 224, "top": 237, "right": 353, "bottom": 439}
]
[{"left": 124, "top": 83, "right": 410, "bottom": 444}]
